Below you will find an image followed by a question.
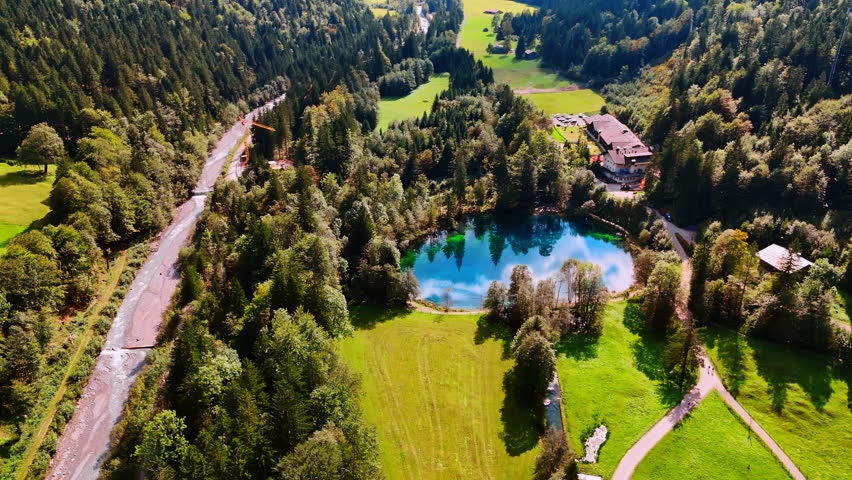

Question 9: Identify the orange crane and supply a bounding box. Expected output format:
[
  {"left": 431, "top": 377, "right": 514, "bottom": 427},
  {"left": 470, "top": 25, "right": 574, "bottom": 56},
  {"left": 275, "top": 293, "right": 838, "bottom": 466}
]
[{"left": 238, "top": 116, "right": 275, "bottom": 167}]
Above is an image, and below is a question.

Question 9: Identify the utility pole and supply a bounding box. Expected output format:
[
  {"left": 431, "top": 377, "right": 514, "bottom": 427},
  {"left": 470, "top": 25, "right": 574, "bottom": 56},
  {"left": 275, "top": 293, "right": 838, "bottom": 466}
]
[{"left": 828, "top": 8, "right": 852, "bottom": 87}]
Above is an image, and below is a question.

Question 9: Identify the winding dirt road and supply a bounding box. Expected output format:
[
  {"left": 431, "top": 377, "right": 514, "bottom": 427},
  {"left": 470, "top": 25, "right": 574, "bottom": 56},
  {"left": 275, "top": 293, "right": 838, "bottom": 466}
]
[{"left": 46, "top": 93, "right": 285, "bottom": 480}]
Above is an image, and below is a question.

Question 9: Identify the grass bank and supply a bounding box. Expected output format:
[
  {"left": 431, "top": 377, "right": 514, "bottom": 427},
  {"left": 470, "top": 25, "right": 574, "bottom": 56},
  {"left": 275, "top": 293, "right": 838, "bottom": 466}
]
[
  {"left": 704, "top": 325, "right": 851, "bottom": 480},
  {"left": 377, "top": 73, "right": 450, "bottom": 131},
  {"left": 633, "top": 391, "right": 791, "bottom": 479},
  {"left": 339, "top": 307, "right": 539, "bottom": 479},
  {"left": 556, "top": 300, "right": 681, "bottom": 478}
]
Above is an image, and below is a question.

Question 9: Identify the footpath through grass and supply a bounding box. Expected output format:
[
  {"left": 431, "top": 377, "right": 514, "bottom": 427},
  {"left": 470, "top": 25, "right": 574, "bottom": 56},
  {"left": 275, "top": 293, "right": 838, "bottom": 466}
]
[
  {"left": 556, "top": 300, "right": 680, "bottom": 478},
  {"left": 0, "top": 162, "right": 54, "bottom": 248},
  {"left": 339, "top": 307, "right": 539, "bottom": 480},
  {"left": 377, "top": 73, "right": 450, "bottom": 131},
  {"left": 704, "top": 325, "right": 852, "bottom": 480},
  {"left": 633, "top": 391, "right": 791, "bottom": 479}
]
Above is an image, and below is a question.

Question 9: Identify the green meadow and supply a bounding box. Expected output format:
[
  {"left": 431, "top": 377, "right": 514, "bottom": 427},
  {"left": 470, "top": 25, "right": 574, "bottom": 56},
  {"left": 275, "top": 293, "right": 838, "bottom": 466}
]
[
  {"left": 523, "top": 90, "right": 605, "bottom": 116},
  {"left": 557, "top": 301, "right": 679, "bottom": 478},
  {"left": 634, "top": 391, "right": 791, "bottom": 480},
  {"left": 377, "top": 73, "right": 450, "bottom": 131},
  {"left": 0, "top": 162, "right": 54, "bottom": 249},
  {"left": 704, "top": 325, "right": 852, "bottom": 480},
  {"left": 339, "top": 307, "right": 539, "bottom": 480}
]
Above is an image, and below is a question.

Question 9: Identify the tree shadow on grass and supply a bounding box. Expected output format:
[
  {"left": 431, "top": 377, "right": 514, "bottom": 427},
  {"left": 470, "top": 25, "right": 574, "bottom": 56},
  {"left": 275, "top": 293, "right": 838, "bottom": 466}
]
[
  {"left": 553, "top": 331, "right": 600, "bottom": 361},
  {"left": 0, "top": 168, "right": 50, "bottom": 187},
  {"left": 499, "top": 366, "right": 542, "bottom": 456},
  {"left": 624, "top": 301, "right": 689, "bottom": 406},
  {"left": 474, "top": 316, "right": 514, "bottom": 359},
  {"left": 703, "top": 326, "right": 747, "bottom": 396},
  {"left": 750, "top": 336, "right": 834, "bottom": 413},
  {"left": 622, "top": 299, "right": 644, "bottom": 334},
  {"left": 348, "top": 304, "right": 411, "bottom": 330}
]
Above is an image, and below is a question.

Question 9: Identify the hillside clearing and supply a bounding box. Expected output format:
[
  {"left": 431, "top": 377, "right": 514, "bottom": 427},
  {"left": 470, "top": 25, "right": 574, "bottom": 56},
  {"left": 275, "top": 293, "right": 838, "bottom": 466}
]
[
  {"left": 377, "top": 74, "right": 450, "bottom": 131},
  {"left": 704, "top": 325, "right": 852, "bottom": 480}
]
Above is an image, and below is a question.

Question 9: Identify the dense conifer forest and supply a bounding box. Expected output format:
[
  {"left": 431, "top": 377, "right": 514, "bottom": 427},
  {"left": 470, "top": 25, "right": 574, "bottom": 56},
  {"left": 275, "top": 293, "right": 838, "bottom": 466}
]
[{"left": 0, "top": 0, "right": 850, "bottom": 478}]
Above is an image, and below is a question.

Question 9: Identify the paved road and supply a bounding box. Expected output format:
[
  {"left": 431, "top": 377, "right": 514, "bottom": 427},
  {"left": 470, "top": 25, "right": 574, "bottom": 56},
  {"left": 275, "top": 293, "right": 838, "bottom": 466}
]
[
  {"left": 46, "top": 93, "right": 286, "bottom": 480},
  {"left": 611, "top": 210, "right": 806, "bottom": 480}
]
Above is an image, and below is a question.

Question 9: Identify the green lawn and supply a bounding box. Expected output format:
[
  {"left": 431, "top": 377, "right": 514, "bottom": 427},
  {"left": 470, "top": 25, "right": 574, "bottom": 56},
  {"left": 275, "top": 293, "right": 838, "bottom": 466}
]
[
  {"left": 0, "top": 162, "right": 54, "bottom": 248},
  {"left": 522, "top": 90, "right": 605, "bottom": 117},
  {"left": 369, "top": 7, "right": 395, "bottom": 17},
  {"left": 634, "top": 391, "right": 791, "bottom": 480},
  {"left": 556, "top": 301, "right": 681, "bottom": 478},
  {"left": 377, "top": 73, "right": 450, "bottom": 131},
  {"left": 457, "top": 0, "right": 571, "bottom": 89},
  {"left": 339, "top": 307, "right": 539, "bottom": 480},
  {"left": 704, "top": 325, "right": 852, "bottom": 480},
  {"left": 831, "top": 287, "right": 850, "bottom": 326}
]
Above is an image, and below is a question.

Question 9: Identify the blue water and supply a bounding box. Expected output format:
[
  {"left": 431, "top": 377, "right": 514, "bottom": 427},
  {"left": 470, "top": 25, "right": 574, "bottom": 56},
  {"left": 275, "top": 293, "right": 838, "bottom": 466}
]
[{"left": 404, "top": 215, "right": 634, "bottom": 309}]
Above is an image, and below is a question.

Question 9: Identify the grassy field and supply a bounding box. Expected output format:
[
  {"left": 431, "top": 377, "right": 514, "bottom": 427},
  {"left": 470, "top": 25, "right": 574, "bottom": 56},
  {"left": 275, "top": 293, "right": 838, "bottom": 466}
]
[
  {"left": 831, "top": 288, "right": 850, "bottom": 325},
  {"left": 0, "top": 162, "right": 55, "bottom": 248},
  {"left": 633, "top": 391, "right": 791, "bottom": 480},
  {"left": 370, "top": 7, "right": 396, "bottom": 17},
  {"left": 339, "top": 307, "right": 539, "bottom": 480},
  {"left": 523, "top": 90, "right": 605, "bottom": 116},
  {"left": 457, "top": 0, "right": 571, "bottom": 89},
  {"left": 556, "top": 301, "right": 680, "bottom": 478},
  {"left": 704, "top": 326, "right": 851, "bottom": 480},
  {"left": 377, "top": 73, "right": 450, "bottom": 131}
]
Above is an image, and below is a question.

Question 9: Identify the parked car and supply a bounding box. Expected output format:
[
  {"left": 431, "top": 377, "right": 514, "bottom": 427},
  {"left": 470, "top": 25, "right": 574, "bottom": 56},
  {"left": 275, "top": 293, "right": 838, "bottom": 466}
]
[{"left": 620, "top": 183, "right": 633, "bottom": 191}]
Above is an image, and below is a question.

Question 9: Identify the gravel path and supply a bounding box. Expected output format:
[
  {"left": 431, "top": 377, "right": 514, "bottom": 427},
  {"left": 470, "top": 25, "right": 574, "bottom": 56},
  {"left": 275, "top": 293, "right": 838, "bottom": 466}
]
[
  {"left": 46, "top": 93, "right": 286, "bottom": 480},
  {"left": 611, "top": 211, "right": 805, "bottom": 480},
  {"left": 513, "top": 85, "right": 583, "bottom": 95}
]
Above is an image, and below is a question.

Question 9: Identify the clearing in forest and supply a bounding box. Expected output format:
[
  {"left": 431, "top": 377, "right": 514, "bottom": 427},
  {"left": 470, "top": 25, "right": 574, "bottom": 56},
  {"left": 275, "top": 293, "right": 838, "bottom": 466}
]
[
  {"left": 457, "top": 0, "right": 605, "bottom": 116},
  {"left": 523, "top": 90, "right": 605, "bottom": 117},
  {"left": 704, "top": 325, "right": 852, "bottom": 480},
  {"left": 339, "top": 307, "right": 539, "bottom": 480},
  {"left": 376, "top": 73, "right": 450, "bottom": 131},
  {"left": 556, "top": 301, "right": 681, "bottom": 478},
  {"left": 0, "top": 162, "right": 54, "bottom": 250},
  {"left": 633, "top": 391, "right": 791, "bottom": 479}
]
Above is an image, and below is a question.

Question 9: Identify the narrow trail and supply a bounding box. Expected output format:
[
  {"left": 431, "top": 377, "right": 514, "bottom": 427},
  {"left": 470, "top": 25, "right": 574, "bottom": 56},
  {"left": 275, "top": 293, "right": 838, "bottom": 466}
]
[
  {"left": 408, "top": 301, "right": 486, "bottom": 315},
  {"left": 14, "top": 250, "right": 128, "bottom": 480},
  {"left": 611, "top": 210, "right": 806, "bottom": 480},
  {"left": 46, "top": 93, "right": 286, "bottom": 480},
  {"left": 513, "top": 85, "right": 584, "bottom": 95}
]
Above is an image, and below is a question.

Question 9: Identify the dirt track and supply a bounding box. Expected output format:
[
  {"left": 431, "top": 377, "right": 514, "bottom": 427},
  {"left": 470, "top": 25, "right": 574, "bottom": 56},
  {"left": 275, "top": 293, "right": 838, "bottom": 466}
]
[
  {"left": 46, "top": 93, "right": 286, "bottom": 480},
  {"left": 513, "top": 85, "right": 584, "bottom": 95}
]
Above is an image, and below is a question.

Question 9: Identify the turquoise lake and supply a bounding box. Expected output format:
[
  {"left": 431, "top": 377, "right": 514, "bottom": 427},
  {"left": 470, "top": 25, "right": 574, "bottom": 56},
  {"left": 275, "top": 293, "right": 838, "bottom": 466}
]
[{"left": 404, "top": 215, "right": 634, "bottom": 309}]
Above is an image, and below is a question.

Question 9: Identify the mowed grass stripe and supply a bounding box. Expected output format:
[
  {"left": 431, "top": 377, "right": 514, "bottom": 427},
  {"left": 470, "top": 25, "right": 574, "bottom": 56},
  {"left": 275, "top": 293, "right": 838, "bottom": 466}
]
[
  {"left": 633, "top": 391, "right": 792, "bottom": 480},
  {"left": 340, "top": 309, "right": 539, "bottom": 479}
]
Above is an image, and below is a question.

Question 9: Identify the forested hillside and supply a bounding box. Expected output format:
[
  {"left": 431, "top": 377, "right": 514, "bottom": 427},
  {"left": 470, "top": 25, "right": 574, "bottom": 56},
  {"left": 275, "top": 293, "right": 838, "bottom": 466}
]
[{"left": 0, "top": 0, "right": 428, "bottom": 476}]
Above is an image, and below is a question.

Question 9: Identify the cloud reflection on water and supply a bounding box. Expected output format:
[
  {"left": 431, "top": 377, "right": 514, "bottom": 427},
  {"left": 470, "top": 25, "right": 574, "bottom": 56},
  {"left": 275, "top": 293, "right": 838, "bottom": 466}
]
[{"left": 411, "top": 215, "right": 634, "bottom": 309}]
